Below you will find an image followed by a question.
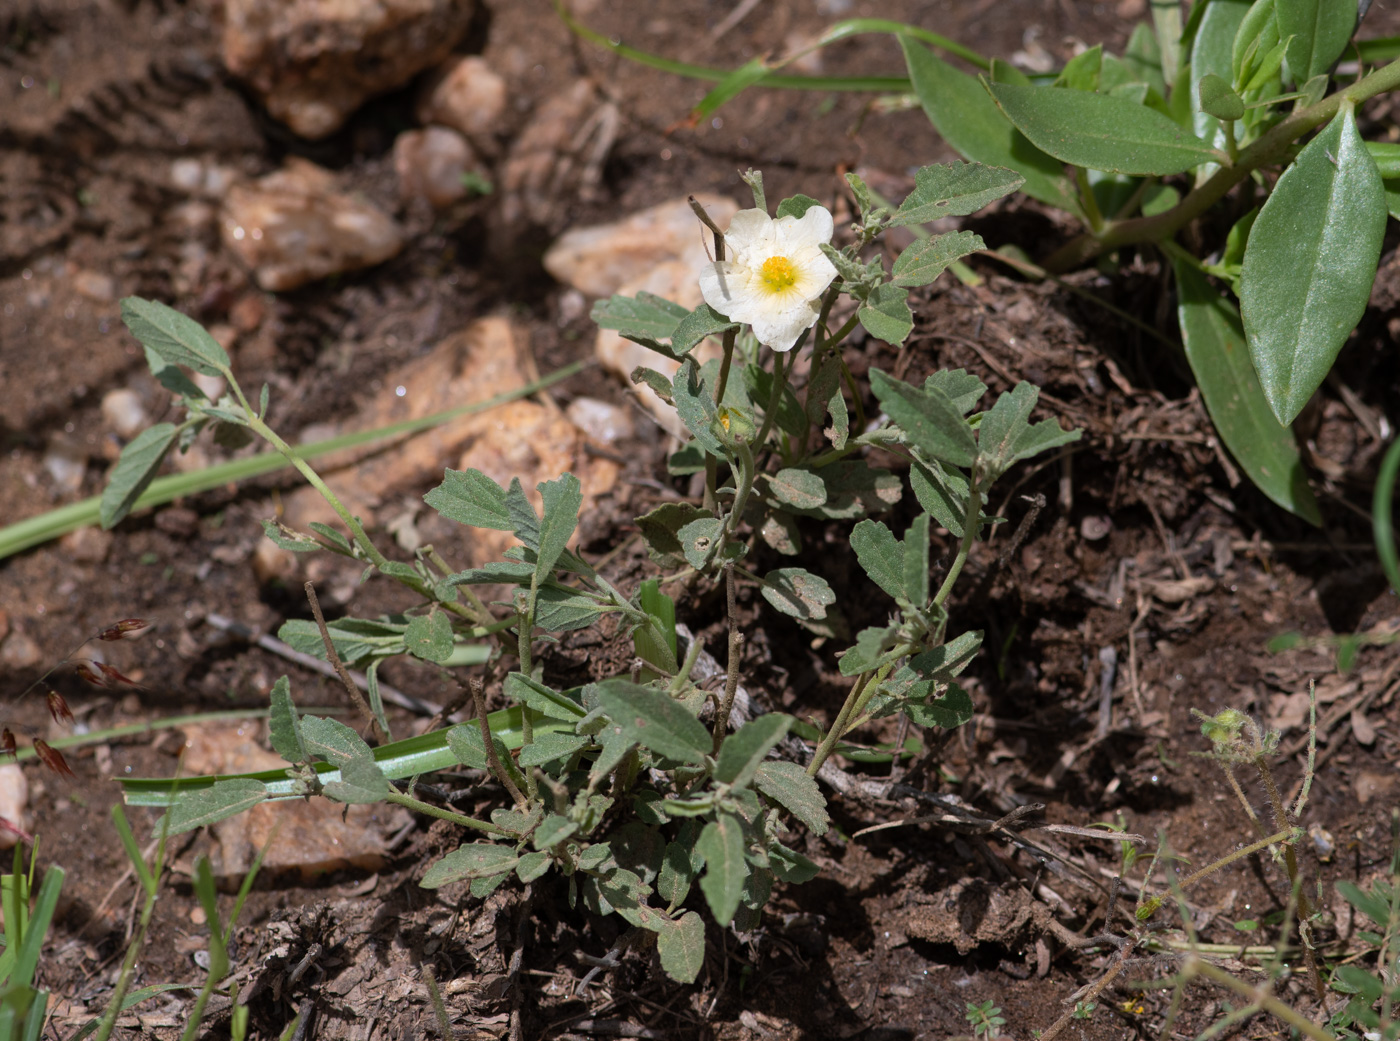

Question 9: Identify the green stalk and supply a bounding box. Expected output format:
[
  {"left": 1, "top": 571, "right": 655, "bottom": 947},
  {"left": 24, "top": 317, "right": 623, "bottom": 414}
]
[
  {"left": 384, "top": 791, "right": 511, "bottom": 836},
  {"left": 932, "top": 481, "right": 983, "bottom": 608}
]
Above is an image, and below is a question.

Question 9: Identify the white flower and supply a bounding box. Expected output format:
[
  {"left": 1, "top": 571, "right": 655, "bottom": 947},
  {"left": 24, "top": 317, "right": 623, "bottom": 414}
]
[{"left": 699, "top": 205, "right": 839, "bottom": 352}]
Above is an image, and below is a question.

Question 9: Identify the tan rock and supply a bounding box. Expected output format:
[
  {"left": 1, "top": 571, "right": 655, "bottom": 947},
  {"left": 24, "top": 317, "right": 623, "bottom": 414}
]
[
  {"left": 544, "top": 193, "right": 738, "bottom": 298},
  {"left": 181, "top": 722, "right": 411, "bottom": 879},
  {"left": 221, "top": 0, "right": 475, "bottom": 139},
  {"left": 101, "top": 388, "right": 150, "bottom": 440},
  {"left": 500, "top": 79, "right": 602, "bottom": 226},
  {"left": 565, "top": 397, "right": 634, "bottom": 445},
  {"left": 281, "top": 317, "right": 618, "bottom": 565},
  {"left": 58, "top": 526, "right": 114, "bottom": 564},
  {"left": 0, "top": 628, "right": 41, "bottom": 670},
  {"left": 416, "top": 55, "right": 507, "bottom": 142},
  {"left": 222, "top": 159, "right": 405, "bottom": 291},
  {"left": 393, "top": 126, "right": 480, "bottom": 209},
  {"left": 0, "top": 765, "right": 30, "bottom": 851}
]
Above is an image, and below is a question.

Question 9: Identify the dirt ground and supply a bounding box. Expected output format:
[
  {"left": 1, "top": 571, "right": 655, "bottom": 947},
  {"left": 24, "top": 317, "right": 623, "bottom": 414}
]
[{"left": 2, "top": 0, "right": 1400, "bottom": 1038}]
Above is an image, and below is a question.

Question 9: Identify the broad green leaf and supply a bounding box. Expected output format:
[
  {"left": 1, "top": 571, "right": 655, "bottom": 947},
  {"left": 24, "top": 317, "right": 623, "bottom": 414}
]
[
  {"left": 444, "top": 561, "right": 535, "bottom": 585},
  {"left": 535, "top": 473, "right": 582, "bottom": 581},
  {"left": 677, "top": 516, "right": 724, "bottom": 570},
  {"left": 635, "top": 578, "right": 679, "bottom": 675},
  {"left": 267, "top": 676, "right": 306, "bottom": 764},
  {"left": 531, "top": 585, "right": 603, "bottom": 632},
  {"left": 166, "top": 779, "right": 267, "bottom": 834},
  {"left": 636, "top": 502, "right": 712, "bottom": 568},
  {"left": 987, "top": 82, "right": 1218, "bottom": 175},
  {"left": 278, "top": 616, "right": 404, "bottom": 666},
  {"left": 1239, "top": 106, "right": 1386, "bottom": 425},
  {"left": 1054, "top": 44, "right": 1102, "bottom": 91},
  {"left": 768, "top": 468, "right": 827, "bottom": 510},
  {"left": 445, "top": 724, "right": 491, "bottom": 770},
  {"left": 672, "top": 357, "right": 727, "bottom": 458},
  {"left": 656, "top": 911, "right": 706, "bottom": 983},
  {"left": 323, "top": 754, "right": 391, "bottom": 803},
  {"left": 989, "top": 57, "right": 1032, "bottom": 86},
  {"left": 1171, "top": 256, "right": 1321, "bottom": 525},
  {"left": 143, "top": 343, "right": 207, "bottom": 401},
  {"left": 1124, "top": 22, "right": 1168, "bottom": 98},
  {"left": 908, "top": 630, "right": 984, "bottom": 682},
  {"left": 120, "top": 297, "right": 229, "bottom": 376},
  {"left": 515, "top": 851, "right": 552, "bottom": 883},
  {"left": 504, "top": 478, "right": 540, "bottom": 552},
  {"left": 300, "top": 715, "right": 375, "bottom": 767},
  {"left": 504, "top": 672, "right": 587, "bottom": 721},
  {"left": 697, "top": 814, "right": 748, "bottom": 927},
  {"left": 850, "top": 520, "right": 904, "bottom": 601},
  {"left": 714, "top": 715, "right": 792, "bottom": 788},
  {"left": 757, "top": 509, "right": 801, "bottom": 555},
  {"left": 404, "top": 611, "right": 453, "bottom": 662},
  {"left": 1276, "top": 0, "right": 1356, "bottom": 84},
  {"left": 1232, "top": 0, "right": 1280, "bottom": 88},
  {"left": 788, "top": 460, "right": 901, "bottom": 519},
  {"left": 671, "top": 303, "right": 737, "bottom": 356},
  {"left": 1366, "top": 141, "right": 1400, "bottom": 179},
  {"left": 754, "top": 761, "right": 829, "bottom": 834},
  {"left": 902, "top": 513, "right": 930, "bottom": 606},
  {"left": 857, "top": 283, "right": 913, "bottom": 345},
  {"left": 425, "top": 468, "right": 511, "bottom": 531},
  {"left": 761, "top": 568, "right": 836, "bottom": 621},
  {"left": 630, "top": 365, "right": 675, "bottom": 403},
  {"left": 891, "top": 231, "right": 985, "bottom": 287},
  {"left": 839, "top": 624, "right": 903, "bottom": 677},
  {"left": 421, "top": 843, "right": 520, "bottom": 888},
  {"left": 100, "top": 422, "right": 179, "bottom": 529},
  {"left": 595, "top": 679, "right": 711, "bottom": 765},
  {"left": 976, "top": 382, "right": 1082, "bottom": 481},
  {"left": 518, "top": 731, "right": 589, "bottom": 767},
  {"left": 906, "top": 682, "right": 975, "bottom": 729},
  {"left": 1189, "top": 0, "right": 1250, "bottom": 158},
  {"left": 924, "top": 369, "right": 987, "bottom": 414},
  {"left": 805, "top": 351, "right": 847, "bottom": 448},
  {"left": 775, "top": 193, "right": 823, "bottom": 219},
  {"left": 590, "top": 292, "right": 689, "bottom": 356},
  {"left": 871, "top": 368, "right": 977, "bottom": 468},
  {"left": 1198, "top": 73, "right": 1245, "bottom": 120},
  {"left": 887, "top": 162, "right": 1024, "bottom": 227},
  {"left": 769, "top": 841, "right": 820, "bottom": 884},
  {"left": 1151, "top": 0, "right": 1184, "bottom": 85},
  {"left": 534, "top": 814, "right": 577, "bottom": 849},
  {"left": 910, "top": 459, "right": 974, "bottom": 537},
  {"left": 900, "top": 37, "right": 1081, "bottom": 217}
]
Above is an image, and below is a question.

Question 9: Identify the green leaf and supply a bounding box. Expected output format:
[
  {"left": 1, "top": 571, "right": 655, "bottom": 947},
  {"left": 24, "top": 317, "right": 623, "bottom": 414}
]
[
  {"left": 421, "top": 843, "right": 520, "bottom": 888},
  {"left": 888, "top": 162, "right": 1024, "bottom": 227},
  {"left": 805, "top": 351, "right": 848, "bottom": 448},
  {"left": 514, "top": 851, "right": 552, "bottom": 883},
  {"left": 870, "top": 368, "right": 977, "bottom": 468},
  {"left": 1124, "top": 21, "right": 1168, "bottom": 98},
  {"left": 768, "top": 468, "right": 827, "bottom": 510},
  {"left": 910, "top": 459, "right": 974, "bottom": 537},
  {"left": 1276, "top": 0, "right": 1355, "bottom": 84},
  {"left": 1198, "top": 73, "right": 1245, "bottom": 120},
  {"left": 534, "top": 814, "right": 578, "bottom": 849},
  {"left": 678, "top": 516, "right": 724, "bottom": 570},
  {"left": 322, "top": 754, "right": 391, "bottom": 803},
  {"left": 857, "top": 283, "right": 913, "bottom": 345},
  {"left": 656, "top": 911, "right": 706, "bottom": 983},
  {"left": 672, "top": 357, "right": 727, "bottom": 458},
  {"left": 906, "top": 682, "right": 975, "bottom": 729},
  {"left": 714, "top": 715, "right": 792, "bottom": 788},
  {"left": 517, "top": 731, "right": 589, "bottom": 767},
  {"left": 590, "top": 292, "right": 689, "bottom": 356},
  {"left": 100, "top": 422, "right": 180, "bottom": 529},
  {"left": 839, "top": 624, "right": 903, "bottom": 677},
  {"left": 444, "top": 561, "right": 535, "bottom": 585},
  {"left": 1054, "top": 44, "right": 1103, "bottom": 91},
  {"left": 697, "top": 814, "right": 748, "bottom": 927},
  {"left": 120, "top": 297, "right": 229, "bottom": 376},
  {"left": 775, "top": 194, "right": 823, "bottom": 219},
  {"left": 691, "top": 57, "right": 770, "bottom": 122},
  {"left": 424, "top": 468, "right": 511, "bottom": 531},
  {"left": 789, "top": 461, "right": 900, "bottom": 520},
  {"left": 535, "top": 473, "right": 582, "bottom": 581},
  {"left": 988, "top": 81, "right": 1218, "bottom": 176},
  {"left": 404, "top": 611, "right": 453, "bottom": 662},
  {"left": 742, "top": 364, "right": 806, "bottom": 438},
  {"left": 1190, "top": 0, "right": 1251, "bottom": 148},
  {"left": 976, "top": 382, "right": 1082, "bottom": 481},
  {"left": 891, "top": 231, "right": 985, "bottom": 288},
  {"left": 504, "top": 672, "right": 587, "bottom": 722},
  {"left": 754, "top": 761, "right": 829, "bottom": 835},
  {"left": 267, "top": 676, "right": 306, "bottom": 764},
  {"left": 760, "top": 568, "right": 836, "bottom": 621},
  {"left": 636, "top": 502, "right": 712, "bottom": 568},
  {"left": 1240, "top": 106, "right": 1386, "bottom": 425},
  {"left": 900, "top": 37, "right": 1082, "bottom": 217},
  {"left": 770, "top": 841, "right": 820, "bottom": 883},
  {"left": 531, "top": 585, "right": 604, "bottom": 632},
  {"left": 902, "top": 513, "right": 930, "bottom": 606},
  {"left": 1171, "top": 257, "right": 1321, "bottom": 525},
  {"left": 850, "top": 520, "right": 905, "bottom": 601},
  {"left": 504, "top": 478, "right": 540, "bottom": 552},
  {"left": 671, "top": 303, "right": 738, "bottom": 356},
  {"left": 1334, "top": 880, "right": 1390, "bottom": 926},
  {"left": 278, "top": 616, "right": 404, "bottom": 667},
  {"left": 635, "top": 578, "right": 679, "bottom": 675},
  {"left": 924, "top": 369, "right": 987, "bottom": 414},
  {"left": 594, "top": 679, "right": 712, "bottom": 765},
  {"left": 166, "top": 779, "right": 268, "bottom": 834},
  {"left": 299, "top": 714, "right": 375, "bottom": 767}
]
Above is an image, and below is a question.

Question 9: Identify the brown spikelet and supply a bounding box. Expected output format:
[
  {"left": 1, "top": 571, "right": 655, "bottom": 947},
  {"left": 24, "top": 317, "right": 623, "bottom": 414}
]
[
  {"left": 73, "top": 661, "right": 107, "bottom": 687},
  {"left": 0, "top": 729, "right": 16, "bottom": 759},
  {"left": 95, "top": 662, "right": 140, "bottom": 689},
  {"left": 46, "top": 690, "right": 75, "bottom": 728},
  {"left": 34, "top": 740, "right": 75, "bottom": 779},
  {"left": 99, "top": 618, "right": 151, "bottom": 641}
]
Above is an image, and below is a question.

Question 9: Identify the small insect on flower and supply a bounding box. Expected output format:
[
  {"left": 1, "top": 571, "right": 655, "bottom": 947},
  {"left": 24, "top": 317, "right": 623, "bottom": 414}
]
[
  {"left": 98, "top": 618, "right": 151, "bottom": 641},
  {"left": 699, "top": 205, "right": 839, "bottom": 352},
  {"left": 0, "top": 729, "right": 16, "bottom": 759},
  {"left": 34, "top": 740, "right": 75, "bottom": 779},
  {"left": 46, "top": 689, "right": 75, "bottom": 728}
]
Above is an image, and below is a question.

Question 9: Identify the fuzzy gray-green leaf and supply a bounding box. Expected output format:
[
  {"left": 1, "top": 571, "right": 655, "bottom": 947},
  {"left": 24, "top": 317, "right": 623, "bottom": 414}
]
[
  {"left": 697, "top": 814, "right": 748, "bottom": 927},
  {"left": 425, "top": 468, "right": 512, "bottom": 531},
  {"left": 595, "top": 679, "right": 711, "bottom": 765},
  {"left": 714, "top": 714, "right": 792, "bottom": 788},
  {"left": 857, "top": 283, "right": 913, "bottom": 345},
  {"left": 850, "top": 520, "right": 905, "bottom": 601},
  {"left": 268, "top": 676, "right": 306, "bottom": 764},
  {"left": 421, "top": 844, "right": 520, "bottom": 888},
  {"left": 656, "top": 911, "right": 706, "bottom": 983},
  {"left": 121, "top": 297, "right": 230, "bottom": 376},
  {"left": 760, "top": 568, "right": 835, "bottom": 620},
  {"left": 100, "top": 422, "right": 180, "bottom": 529},
  {"left": 891, "top": 231, "right": 985, "bottom": 287},
  {"left": 870, "top": 369, "right": 977, "bottom": 468},
  {"left": 754, "top": 761, "right": 829, "bottom": 834},
  {"left": 535, "top": 473, "right": 582, "bottom": 581},
  {"left": 166, "top": 779, "right": 267, "bottom": 834},
  {"left": 887, "top": 162, "right": 1024, "bottom": 227},
  {"left": 404, "top": 611, "right": 454, "bottom": 662}
]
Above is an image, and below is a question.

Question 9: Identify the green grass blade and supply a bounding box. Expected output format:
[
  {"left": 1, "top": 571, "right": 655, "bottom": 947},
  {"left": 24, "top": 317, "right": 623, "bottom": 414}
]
[
  {"left": 1374, "top": 436, "right": 1400, "bottom": 594},
  {"left": 68, "top": 986, "right": 192, "bottom": 1041},
  {"left": 11, "top": 867, "right": 62, "bottom": 991},
  {"left": 109, "top": 805, "right": 155, "bottom": 897}
]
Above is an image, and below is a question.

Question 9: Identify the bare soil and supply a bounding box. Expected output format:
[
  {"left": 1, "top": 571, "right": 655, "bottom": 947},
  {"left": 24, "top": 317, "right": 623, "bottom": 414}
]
[{"left": 2, "top": 1, "right": 1399, "bottom": 1039}]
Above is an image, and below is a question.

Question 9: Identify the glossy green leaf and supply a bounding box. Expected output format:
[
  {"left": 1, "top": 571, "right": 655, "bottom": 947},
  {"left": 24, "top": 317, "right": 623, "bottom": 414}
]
[
  {"left": 1124, "top": 22, "right": 1168, "bottom": 98},
  {"left": 656, "top": 911, "right": 706, "bottom": 983},
  {"left": 1366, "top": 141, "right": 1400, "bottom": 179},
  {"left": 595, "top": 679, "right": 711, "bottom": 765},
  {"left": 421, "top": 843, "right": 520, "bottom": 888},
  {"left": 120, "top": 297, "right": 230, "bottom": 376},
  {"left": 891, "top": 231, "right": 985, "bottom": 287},
  {"left": 850, "top": 520, "right": 904, "bottom": 601},
  {"left": 267, "top": 677, "right": 306, "bottom": 764},
  {"left": 714, "top": 714, "right": 791, "bottom": 788},
  {"left": 697, "top": 814, "right": 748, "bottom": 927},
  {"left": 425, "top": 468, "right": 511, "bottom": 531},
  {"left": 1276, "top": 0, "right": 1356, "bottom": 84},
  {"left": 987, "top": 81, "right": 1218, "bottom": 175},
  {"left": 1233, "top": 0, "right": 1282, "bottom": 90},
  {"left": 1239, "top": 106, "right": 1386, "bottom": 425},
  {"left": 404, "top": 611, "right": 453, "bottom": 662},
  {"left": 900, "top": 37, "right": 1081, "bottom": 216},
  {"left": 1190, "top": 0, "right": 1250, "bottom": 152},
  {"left": 100, "top": 422, "right": 180, "bottom": 529},
  {"left": 857, "top": 283, "right": 913, "bottom": 345},
  {"left": 1054, "top": 44, "right": 1102, "bottom": 91},
  {"left": 1198, "top": 73, "right": 1245, "bottom": 120},
  {"left": 754, "top": 761, "right": 829, "bottom": 835},
  {"left": 887, "top": 162, "right": 1024, "bottom": 227},
  {"left": 1171, "top": 256, "right": 1321, "bottom": 525},
  {"left": 870, "top": 369, "right": 977, "bottom": 468},
  {"left": 761, "top": 567, "right": 836, "bottom": 621}
]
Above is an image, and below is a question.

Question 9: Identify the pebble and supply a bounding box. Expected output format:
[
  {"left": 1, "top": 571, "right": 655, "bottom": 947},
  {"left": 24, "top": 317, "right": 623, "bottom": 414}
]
[
  {"left": 229, "top": 292, "right": 267, "bottom": 332},
  {"left": 566, "top": 397, "right": 634, "bottom": 445},
  {"left": 43, "top": 439, "right": 87, "bottom": 495},
  {"left": 0, "top": 765, "right": 30, "bottom": 851},
  {"left": 416, "top": 55, "right": 507, "bottom": 142},
  {"left": 58, "top": 526, "right": 114, "bottom": 563},
  {"left": 0, "top": 628, "right": 42, "bottom": 669},
  {"left": 222, "top": 159, "right": 405, "bottom": 291},
  {"left": 72, "top": 270, "right": 117, "bottom": 303},
  {"left": 392, "top": 126, "right": 480, "bottom": 209},
  {"left": 221, "top": 0, "right": 476, "bottom": 139},
  {"left": 101, "top": 388, "right": 149, "bottom": 439},
  {"left": 1080, "top": 515, "right": 1113, "bottom": 541}
]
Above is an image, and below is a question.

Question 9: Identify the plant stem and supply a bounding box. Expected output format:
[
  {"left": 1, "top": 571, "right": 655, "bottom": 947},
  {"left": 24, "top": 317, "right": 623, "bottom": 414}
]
[
  {"left": 1184, "top": 958, "right": 1335, "bottom": 1041},
  {"left": 751, "top": 349, "right": 789, "bottom": 453},
  {"left": 932, "top": 481, "right": 983, "bottom": 608},
  {"left": 808, "top": 672, "right": 872, "bottom": 777},
  {"left": 515, "top": 602, "right": 539, "bottom": 802},
  {"left": 712, "top": 563, "right": 742, "bottom": 751},
  {"left": 384, "top": 791, "right": 511, "bottom": 836}
]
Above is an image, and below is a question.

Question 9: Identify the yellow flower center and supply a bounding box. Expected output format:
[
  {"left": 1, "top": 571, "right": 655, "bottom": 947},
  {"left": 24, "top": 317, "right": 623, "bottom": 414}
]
[{"left": 760, "top": 255, "right": 797, "bottom": 292}]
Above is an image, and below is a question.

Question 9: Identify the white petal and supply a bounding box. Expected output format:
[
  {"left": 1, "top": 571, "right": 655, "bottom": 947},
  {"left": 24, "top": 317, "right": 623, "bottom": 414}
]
[
  {"left": 699, "top": 261, "right": 745, "bottom": 316},
  {"left": 773, "top": 205, "right": 834, "bottom": 255},
  {"left": 724, "top": 209, "right": 776, "bottom": 259},
  {"left": 751, "top": 300, "right": 821, "bottom": 352}
]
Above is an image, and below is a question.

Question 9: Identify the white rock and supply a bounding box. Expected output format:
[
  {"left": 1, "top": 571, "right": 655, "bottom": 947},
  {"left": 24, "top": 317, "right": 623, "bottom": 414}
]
[
  {"left": 102, "top": 388, "right": 149, "bottom": 439},
  {"left": 222, "top": 159, "right": 405, "bottom": 291},
  {"left": 43, "top": 440, "right": 86, "bottom": 495},
  {"left": 566, "top": 397, "right": 634, "bottom": 445},
  {"left": 171, "top": 157, "right": 205, "bottom": 192},
  {"left": 393, "top": 126, "right": 479, "bottom": 209},
  {"left": 221, "top": 0, "right": 476, "bottom": 139},
  {"left": 416, "top": 55, "right": 507, "bottom": 142},
  {"left": 543, "top": 193, "right": 738, "bottom": 297}
]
